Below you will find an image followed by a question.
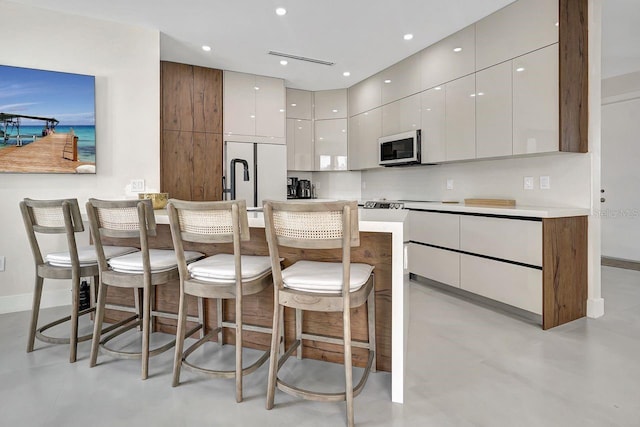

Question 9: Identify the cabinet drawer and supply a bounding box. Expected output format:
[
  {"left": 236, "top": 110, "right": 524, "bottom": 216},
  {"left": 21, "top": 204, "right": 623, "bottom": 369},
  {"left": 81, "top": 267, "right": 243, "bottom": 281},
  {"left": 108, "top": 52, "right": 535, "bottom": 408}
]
[
  {"left": 409, "top": 243, "right": 460, "bottom": 287},
  {"left": 460, "top": 216, "right": 541, "bottom": 266},
  {"left": 408, "top": 211, "right": 459, "bottom": 249},
  {"left": 460, "top": 255, "right": 542, "bottom": 315}
]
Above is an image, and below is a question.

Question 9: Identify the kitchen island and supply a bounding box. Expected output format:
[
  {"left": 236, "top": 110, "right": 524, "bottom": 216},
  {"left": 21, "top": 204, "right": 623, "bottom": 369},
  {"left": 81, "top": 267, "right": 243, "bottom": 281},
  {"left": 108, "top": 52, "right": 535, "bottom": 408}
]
[{"left": 101, "top": 208, "right": 409, "bottom": 404}]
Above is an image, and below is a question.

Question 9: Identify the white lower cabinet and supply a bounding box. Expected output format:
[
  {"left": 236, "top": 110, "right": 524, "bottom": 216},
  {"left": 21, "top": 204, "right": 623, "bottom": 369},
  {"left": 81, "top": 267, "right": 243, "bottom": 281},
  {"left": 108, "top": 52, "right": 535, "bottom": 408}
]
[
  {"left": 460, "top": 254, "right": 542, "bottom": 315},
  {"left": 409, "top": 244, "right": 460, "bottom": 287}
]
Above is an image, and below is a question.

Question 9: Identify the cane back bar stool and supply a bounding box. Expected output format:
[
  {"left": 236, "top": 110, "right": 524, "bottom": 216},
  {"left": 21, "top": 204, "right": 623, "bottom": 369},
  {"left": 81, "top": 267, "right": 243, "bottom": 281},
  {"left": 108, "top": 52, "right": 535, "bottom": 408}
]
[
  {"left": 263, "top": 200, "right": 376, "bottom": 427},
  {"left": 20, "top": 198, "right": 137, "bottom": 363},
  {"left": 86, "top": 198, "right": 203, "bottom": 380},
  {"left": 167, "top": 199, "right": 274, "bottom": 403}
]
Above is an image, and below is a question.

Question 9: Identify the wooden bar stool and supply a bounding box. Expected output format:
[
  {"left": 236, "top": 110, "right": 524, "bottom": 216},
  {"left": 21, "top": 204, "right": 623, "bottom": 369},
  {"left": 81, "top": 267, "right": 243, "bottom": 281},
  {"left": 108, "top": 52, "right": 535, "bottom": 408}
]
[
  {"left": 86, "top": 198, "right": 203, "bottom": 380},
  {"left": 20, "top": 198, "right": 137, "bottom": 363},
  {"left": 263, "top": 200, "right": 376, "bottom": 427},
  {"left": 167, "top": 199, "right": 273, "bottom": 403}
]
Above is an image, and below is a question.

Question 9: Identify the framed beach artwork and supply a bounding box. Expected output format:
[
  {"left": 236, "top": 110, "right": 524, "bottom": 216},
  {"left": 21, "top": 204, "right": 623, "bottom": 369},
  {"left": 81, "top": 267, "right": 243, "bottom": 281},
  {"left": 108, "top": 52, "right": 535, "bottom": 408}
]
[{"left": 0, "top": 64, "right": 96, "bottom": 174}]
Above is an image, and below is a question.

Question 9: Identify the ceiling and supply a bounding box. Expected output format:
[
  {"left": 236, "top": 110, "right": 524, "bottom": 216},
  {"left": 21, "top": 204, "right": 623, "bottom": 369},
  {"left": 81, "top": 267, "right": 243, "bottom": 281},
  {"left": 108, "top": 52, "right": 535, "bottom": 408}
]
[{"left": 6, "top": 0, "right": 640, "bottom": 90}]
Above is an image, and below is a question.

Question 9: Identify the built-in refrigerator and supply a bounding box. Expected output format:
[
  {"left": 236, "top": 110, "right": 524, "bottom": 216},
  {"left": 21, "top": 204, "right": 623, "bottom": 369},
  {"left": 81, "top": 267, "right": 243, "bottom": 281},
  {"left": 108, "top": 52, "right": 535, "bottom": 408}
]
[{"left": 223, "top": 141, "right": 286, "bottom": 208}]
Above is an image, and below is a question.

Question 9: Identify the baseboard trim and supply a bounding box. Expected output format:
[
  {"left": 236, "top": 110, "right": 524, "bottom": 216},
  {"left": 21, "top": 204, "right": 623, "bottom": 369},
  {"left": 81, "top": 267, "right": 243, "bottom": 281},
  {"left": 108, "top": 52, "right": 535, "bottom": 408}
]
[
  {"left": 0, "top": 289, "right": 70, "bottom": 314},
  {"left": 601, "top": 256, "right": 640, "bottom": 271},
  {"left": 587, "top": 297, "right": 605, "bottom": 318}
]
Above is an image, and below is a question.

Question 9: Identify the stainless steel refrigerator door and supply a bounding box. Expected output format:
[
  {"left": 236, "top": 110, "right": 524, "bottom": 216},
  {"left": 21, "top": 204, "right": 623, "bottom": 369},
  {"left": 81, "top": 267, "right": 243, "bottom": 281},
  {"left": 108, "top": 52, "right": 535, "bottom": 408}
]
[
  {"left": 256, "top": 143, "right": 286, "bottom": 207},
  {"left": 225, "top": 141, "right": 255, "bottom": 206}
]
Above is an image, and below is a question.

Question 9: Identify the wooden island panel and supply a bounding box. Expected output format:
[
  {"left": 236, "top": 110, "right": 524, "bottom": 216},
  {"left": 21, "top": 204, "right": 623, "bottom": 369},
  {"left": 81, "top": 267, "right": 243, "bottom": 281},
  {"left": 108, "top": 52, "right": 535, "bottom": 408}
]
[{"left": 102, "top": 224, "right": 393, "bottom": 372}]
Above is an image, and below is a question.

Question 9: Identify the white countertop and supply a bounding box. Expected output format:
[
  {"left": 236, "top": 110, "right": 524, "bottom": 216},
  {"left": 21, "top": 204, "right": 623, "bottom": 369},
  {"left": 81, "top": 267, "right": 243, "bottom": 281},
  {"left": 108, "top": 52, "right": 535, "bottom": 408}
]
[{"left": 401, "top": 202, "right": 590, "bottom": 218}]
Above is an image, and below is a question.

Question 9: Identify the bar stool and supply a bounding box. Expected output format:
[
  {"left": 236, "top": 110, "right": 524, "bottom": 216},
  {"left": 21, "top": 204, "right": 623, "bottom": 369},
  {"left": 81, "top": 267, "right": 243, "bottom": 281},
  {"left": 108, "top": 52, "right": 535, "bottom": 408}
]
[
  {"left": 167, "top": 199, "right": 273, "bottom": 402},
  {"left": 263, "top": 200, "right": 376, "bottom": 427},
  {"left": 86, "top": 198, "right": 203, "bottom": 380},
  {"left": 20, "top": 198, "right": 137, "bottom": 363}
]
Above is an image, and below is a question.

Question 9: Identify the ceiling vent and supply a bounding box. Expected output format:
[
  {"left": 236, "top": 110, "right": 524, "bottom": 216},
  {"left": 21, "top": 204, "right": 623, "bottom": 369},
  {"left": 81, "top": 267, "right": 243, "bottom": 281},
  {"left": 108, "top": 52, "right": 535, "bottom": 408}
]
[{"left": 268, "top": 51, "right": 334, "bottom": 66}]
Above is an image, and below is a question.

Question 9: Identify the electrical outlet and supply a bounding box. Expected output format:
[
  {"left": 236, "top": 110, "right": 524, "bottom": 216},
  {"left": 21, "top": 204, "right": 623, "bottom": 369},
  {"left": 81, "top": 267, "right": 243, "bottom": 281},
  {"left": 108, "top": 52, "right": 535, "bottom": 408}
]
[
  {"left": 524, "top": 176, "right": 534, "bottom": 190},
  {"left": 446, "top": 179, "right": 454, "bottom": 190},
  {"left": 540, "top": 176, "right": 551, "bottom": 190},
  {"left": 130, "top": 179, "right": 145, "bottom": 192},
  {"left": 0, "top": 256, "right": 5, "bottom": 272}
]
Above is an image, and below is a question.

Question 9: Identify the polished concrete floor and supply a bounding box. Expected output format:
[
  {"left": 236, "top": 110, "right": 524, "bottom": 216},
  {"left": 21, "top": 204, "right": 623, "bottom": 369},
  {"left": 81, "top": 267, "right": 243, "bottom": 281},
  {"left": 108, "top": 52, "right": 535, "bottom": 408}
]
[{"left": 1, "top": 266, "right": 639, "bottom": 426}]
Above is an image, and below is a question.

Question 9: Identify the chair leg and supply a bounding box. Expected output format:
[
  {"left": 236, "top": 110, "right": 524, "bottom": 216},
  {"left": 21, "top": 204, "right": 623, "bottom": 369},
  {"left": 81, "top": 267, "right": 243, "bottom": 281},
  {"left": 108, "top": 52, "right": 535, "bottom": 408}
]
[
  {"left": 343, "top": 308, "right": 354, "bottom": 427},
  {"left": 27, "top": 276, "right": 44, "bottom": 353},
  {"left": 172, "top": 286, "right": 188, "bottom": 387},
  {"left": 197, "top": 297, "right": 206, "bottom": 339},
  {"left": 216, "top": 298, "right": 223, "bottom": 345},
  {"left": 69, "top": 274, "right": 80, "bottom": 363},
  {"left": 134, "top": 288, "right": 143, "bottom": 331},
  {"left": 90, "top": 280, "right": 107, "bottom": 368},
  {"left": 141, "top": 284, "right": 151, "bottom": 380},
  {"left": 367, "top": 284, "right": 377, "bottom": 373},
  {"left": 295, "top": 308, "right": 303, "bottom": 360},
  {"left": 266, "top": 298, "right": 281, "bottom": 410},
  {"left": 235, "top": 294, "right": 243, "bottom": 403}
]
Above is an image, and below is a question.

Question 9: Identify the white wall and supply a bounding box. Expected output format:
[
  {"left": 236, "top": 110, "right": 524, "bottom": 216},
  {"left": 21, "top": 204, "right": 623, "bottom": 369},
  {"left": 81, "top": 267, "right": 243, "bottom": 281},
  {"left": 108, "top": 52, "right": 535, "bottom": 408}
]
[
  {"left": 601, "top": 71, "right": 640, "bottom": 260},
  {"left": 0, "top": 2, "right": 160, "bottom": 313}
]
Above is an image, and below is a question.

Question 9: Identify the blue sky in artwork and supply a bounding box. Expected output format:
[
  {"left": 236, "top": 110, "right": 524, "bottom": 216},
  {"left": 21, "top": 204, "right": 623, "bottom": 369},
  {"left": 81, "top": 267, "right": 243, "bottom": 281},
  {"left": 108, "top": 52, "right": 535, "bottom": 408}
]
[{"left": 0, "top": 64, "right": 95, "bottom": 126}]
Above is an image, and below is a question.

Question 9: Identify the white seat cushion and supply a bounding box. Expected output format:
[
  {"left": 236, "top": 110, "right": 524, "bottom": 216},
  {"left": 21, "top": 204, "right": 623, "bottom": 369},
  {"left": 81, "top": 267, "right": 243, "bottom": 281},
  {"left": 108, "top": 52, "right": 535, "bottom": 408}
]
[
  {"left": 188, "top": 253, "right": 272, "bottom": 283},
  {"left": 281, "top": 260, "right": 374, "bottom": 294},
  {"left": 108, "top": 249, "right": 203, "bottom": 273},
  {"left": 46, "top": 245, "right": 138, "bottom": 267}
]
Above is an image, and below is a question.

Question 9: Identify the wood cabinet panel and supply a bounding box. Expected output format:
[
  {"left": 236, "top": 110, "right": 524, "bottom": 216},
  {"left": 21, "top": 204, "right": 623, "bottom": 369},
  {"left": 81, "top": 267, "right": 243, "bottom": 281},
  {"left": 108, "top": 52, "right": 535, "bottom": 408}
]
[
  {"left": 161, "top": 130, "right": 193, "bottom": 200},
  {"left": 193, "top": 67, "right": 222, "bottom": 133},
  {"left": 161, "top": 61, "right": 194, "bottom": 132},
  {"left": 192, "top": 132, "right": 222, "bottom": 201}
]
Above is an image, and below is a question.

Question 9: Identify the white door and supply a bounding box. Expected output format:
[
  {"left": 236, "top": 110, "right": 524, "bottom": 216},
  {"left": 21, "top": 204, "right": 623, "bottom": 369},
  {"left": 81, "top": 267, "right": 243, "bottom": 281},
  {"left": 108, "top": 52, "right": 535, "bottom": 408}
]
[
  {"left": 225, "top": 141, "right": 255, "bottom": 205},
  {"left": 257, "top": 143, "right": 286, "bottom": 207}
]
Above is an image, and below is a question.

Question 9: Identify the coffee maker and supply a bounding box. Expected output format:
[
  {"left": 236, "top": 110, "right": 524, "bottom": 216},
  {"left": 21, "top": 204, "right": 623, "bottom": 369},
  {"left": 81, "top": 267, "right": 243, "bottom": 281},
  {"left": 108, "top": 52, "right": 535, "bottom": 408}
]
[
  {"left": 287, "top": 177, "right": 298, "bottom": 199},
  {"left": 297, "top": 179, "right": 312, "bottom": 199}
]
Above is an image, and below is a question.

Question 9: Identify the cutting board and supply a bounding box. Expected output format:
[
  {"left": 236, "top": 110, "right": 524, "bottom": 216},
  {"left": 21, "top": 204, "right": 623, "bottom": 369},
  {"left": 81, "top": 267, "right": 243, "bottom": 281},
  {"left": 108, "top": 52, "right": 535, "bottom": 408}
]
[{"left": 464, "top": 198, "right": 516, "bottom": 207}]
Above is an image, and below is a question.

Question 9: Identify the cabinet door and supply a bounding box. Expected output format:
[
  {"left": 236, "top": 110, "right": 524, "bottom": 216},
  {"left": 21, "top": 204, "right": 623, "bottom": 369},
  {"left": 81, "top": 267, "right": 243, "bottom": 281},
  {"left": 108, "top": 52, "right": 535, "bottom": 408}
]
[
  {"left": 475, "top": 0, "right": 558, "bottom": 70},
  {"left": 314, "top": 89, "right": 347, "bottom": 120},
  {"left": 354, "top": 108, "right": 382, "bottom": 170},
  {"left": 445, "top": 74, "right": 476, "bottom": 161},
  {"left": 348, "top": 114, "right": 362, "bottom": 170},
  {"left": 286, "top": 88, "right": 312, "bottom": 119},
  {"left": 380, "top": 53, "right": 421, "bottom": 105},
  {"left": 193, "top": 66, "right": 222, "bottom": 134},
  {"left": 408, "top": 211, "right": 459, "bottom": 249},
  {"left": 223, "top": 71, "right": 256, "bottom": 136},
  {"left": 348, "top": 76, "right": 382, "bottom": 116},
  {"left": 382, "top": 94, "right": 421, "bottom": 137},
  {"left": 513, "top": 44, "right": 559, "bottom": 155},
  {"left": 409, "top": 243, "right": 460, "bottom": 287},
  {"left": 255, "top": 76, "right": 285, "bottom": 139},
  {"left": 420, "top": 86, "right": 446, "bottom": 163},
  {"left": 161, "top": 62, "right": 195, "bottom": 132},
  {"left": 286, "top": 118, "right": 295, "bottom": 169},
  {"left": 314, "top": 119, "right": 348, "bottom": 171},
  {"left": 476, "top": 61, "right": 513, "bottom": 158},
  {"left": 294, "top": 119, "right": 313, "bottom": 171},
  {"left": 460, "top": 254, "right": 542, "bottom": 315},
  {"left": 421, "top": 24, "right": 475, "bottom": 91}
]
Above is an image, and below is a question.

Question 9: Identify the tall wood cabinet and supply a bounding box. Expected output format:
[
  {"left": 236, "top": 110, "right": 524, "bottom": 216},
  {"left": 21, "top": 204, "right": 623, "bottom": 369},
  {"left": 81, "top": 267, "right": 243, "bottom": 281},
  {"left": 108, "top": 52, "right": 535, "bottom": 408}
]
[{"left": 160, "top": 61, "right": 223, "bottom": 201}]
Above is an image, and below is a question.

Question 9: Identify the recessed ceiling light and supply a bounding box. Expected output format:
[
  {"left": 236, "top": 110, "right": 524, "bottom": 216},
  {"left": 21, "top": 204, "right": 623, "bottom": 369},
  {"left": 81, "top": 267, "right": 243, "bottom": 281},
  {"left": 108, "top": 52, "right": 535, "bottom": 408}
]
[
  {"left": 276, "top": 7, "right": 287, "bottom": 16},
  {"left": 477, "top": 92, "right": 485, "bottom": 96},
  {"left": 434, "top": 86, "right": 442, "bottom": 91},
  {"left": 279, "top": 109, "right": 285, "bottom": 112},
  {"left": 516, "top": 67, "right": 525, "bottom": 72},
  {"left": 280, "top": 60, "right": 288, "bottom": 65},
  {"left": 291, "top": 103, "right": 297, "bottom": 107},
  {"left": 403, "top": 33, "right": 414, "bottom": 41},
  {"left": 341, "top": 129, "right": 346, "bottom": 133},
  {"left": 453, "top": 47, "right": 462, "bottom": 52},
  {"left": 332, "top": 109, "right": 338, "bottom": 113},
  {"left": 250, "top": 115, "right": 255, "bottom": 118},
  {"left": 254, "top": 86, "right": 260, "bottom": 90},
  {"left": 201, "top": 45, "right": 211, "bottom": 52},
  {"left": 426, "top": 108, "right": 432, "bottom": 111},
  {"left": 343, "top": 71, "right": 351, "bottom": 77},
  {"left": 469, "top": 93, "right": 476, "bottom": 97},
  {"left": 384, "top": 79, "right": 391, "bottom": 84}
]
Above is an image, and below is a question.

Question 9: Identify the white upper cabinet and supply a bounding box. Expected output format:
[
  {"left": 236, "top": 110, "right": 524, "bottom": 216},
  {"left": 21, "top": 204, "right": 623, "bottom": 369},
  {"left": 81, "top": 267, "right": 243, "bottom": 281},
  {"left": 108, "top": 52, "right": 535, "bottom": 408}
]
[
  {"left": 314, "top": 89, "right": 347, "bottom": 120},
  {"left": 224, "top": 71, "right": 285, "bottom": 140},
  {"left": 380, "top": 53, "right": 422, "bottom": 105},
  {"left": 513, "top": 44, "right": 559, "bottom": 155},
  {"left": 420, "top": 86, "right": 446, "bottom": 163},
  {"left": 349, "top": 108, "right": 382, "bottom": 170},
  {"left": 255, "top": 75, "right": 285, "bottom": 138},
  {"left": 286, "top": 88, "right": 312, "bottom": 120},
  {"left": 475, "top": 0, "right": 559, "bottom": 71},
  {"left": 348, "top": 76, "right": 382, "bottom": 116},
  {"left": 476, "top": 61, "right": 513, "bottom": 158},
  {"left": 315, "top": 119, "right": 348, "bottom": 171},
  {"left": 421, "top": 24, "right": 476, "bottom": 91},
  {"left": 382, "top": 93, "right": 421, "bottom": 137},
  {"left": 286, "top": 118, "right": 313, "bottom": 171},
  {"left": 445, "top": 74, "right": 476, "bottom": 161}
]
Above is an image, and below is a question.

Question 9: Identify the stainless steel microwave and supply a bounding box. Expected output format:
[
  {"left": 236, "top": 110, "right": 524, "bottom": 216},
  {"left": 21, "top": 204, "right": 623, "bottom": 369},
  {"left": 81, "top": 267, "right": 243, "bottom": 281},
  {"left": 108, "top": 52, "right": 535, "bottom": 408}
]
[{"left": 378, "top": 130, "right": 421, "bottom": 166}]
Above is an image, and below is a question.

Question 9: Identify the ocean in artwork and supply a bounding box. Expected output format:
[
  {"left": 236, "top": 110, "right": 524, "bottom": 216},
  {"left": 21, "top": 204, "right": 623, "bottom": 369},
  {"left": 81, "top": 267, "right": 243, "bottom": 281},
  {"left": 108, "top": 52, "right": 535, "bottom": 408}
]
[{"left": 0, "top": 125, "right": 95, "bottom": 162}]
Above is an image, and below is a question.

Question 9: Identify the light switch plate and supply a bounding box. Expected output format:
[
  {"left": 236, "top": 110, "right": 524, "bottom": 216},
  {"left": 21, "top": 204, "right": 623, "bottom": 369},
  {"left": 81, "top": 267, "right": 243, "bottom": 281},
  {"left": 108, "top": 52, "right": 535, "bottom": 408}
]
[
  {"left": 446, "top": 179, "right": 454, "bottom": 190},
  {"left": 524, "top": 176, "right": 534, "bottom": 190},
  {"left": 0, "top": 256, "right": 5, "bottom": 272},
  {"left": 540, "top": 176, "right": 550, "bottom": 190},
  {"left": 131, "top": 179, "right": 145, "bottom": 192}
]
